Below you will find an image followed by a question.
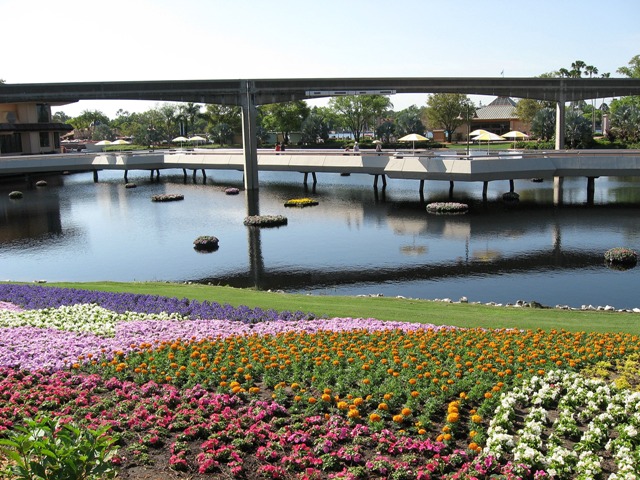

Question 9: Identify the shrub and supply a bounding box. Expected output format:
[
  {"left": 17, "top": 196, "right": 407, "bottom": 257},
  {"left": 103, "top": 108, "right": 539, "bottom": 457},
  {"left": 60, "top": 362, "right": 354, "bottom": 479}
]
[
  {"left": 8, "top": 191, "right": 23, "bottom": 199},
  {"left": 193, "top": 235, "right": 219, "bottom": 252},
  {"left": 0, "top": 414, "right": 118, "bottom": 480}
]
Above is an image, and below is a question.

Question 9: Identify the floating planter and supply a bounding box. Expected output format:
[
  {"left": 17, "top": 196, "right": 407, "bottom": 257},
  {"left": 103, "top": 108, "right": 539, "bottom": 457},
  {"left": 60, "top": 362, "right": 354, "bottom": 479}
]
[
  {"left": 8, "top": 191, "right": 23, "bottom": 199},
  {"left": 193, "top": 235, "right": 219, "bottom": 252},
  {"left": 604, "top": 247, "right": 637, "bottom": 269},
  {"left": 284, "top": 198, "right": 319, "bottom": 208},
  {"left": 502, "top": 192, "right": 520, "bottom": 202},
  {"left": 225, "top": 187, "right": 240, "bottom": 195},
  {"left": 243, "top": 215, "right": 288, "bottom": 227},
  {"left": 125, "top": 183, "right": 137, "bottom": 189},
  {"left": 531, "top": 178, "right": 544, "bottom": 183},
  {"left": 35, "top": 180, "right": 48, "bottom": 187},
  {"left": 426, "top": 202, "right": 468, "bottom": 215},
  {"left": 151, "top": 194, "right": 184, "bottom": 202}
]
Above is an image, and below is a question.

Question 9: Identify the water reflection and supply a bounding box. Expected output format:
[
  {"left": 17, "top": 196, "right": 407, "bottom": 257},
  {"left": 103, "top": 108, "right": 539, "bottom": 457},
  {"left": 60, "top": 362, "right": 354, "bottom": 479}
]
[{"left": 0, "top": 170, "right": 639, "bottom": 308}]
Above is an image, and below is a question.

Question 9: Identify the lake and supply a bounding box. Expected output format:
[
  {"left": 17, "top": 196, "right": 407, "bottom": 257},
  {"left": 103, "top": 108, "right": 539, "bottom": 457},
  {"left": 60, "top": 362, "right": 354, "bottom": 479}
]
[{"left": 1, "top": 168, "right": 639, "bottom": 309}]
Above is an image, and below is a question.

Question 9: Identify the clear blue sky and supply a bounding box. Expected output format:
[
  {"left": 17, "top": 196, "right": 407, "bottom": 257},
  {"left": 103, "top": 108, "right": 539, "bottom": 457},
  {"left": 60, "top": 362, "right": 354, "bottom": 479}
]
[{"left": 3, "top": 0, "right": 639, "bottom": 117}]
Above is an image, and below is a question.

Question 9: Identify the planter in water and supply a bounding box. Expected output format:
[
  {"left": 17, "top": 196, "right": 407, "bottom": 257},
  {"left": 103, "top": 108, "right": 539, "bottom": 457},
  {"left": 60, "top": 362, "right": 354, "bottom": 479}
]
[
  {"left": 426, "top": 202, "right": 468, "bottom": 215},
  {"left": 125, "top": 183, "right": 137, "bottom": 189},
  {"left": 502, "top": 192, "right": 520, "bottom": 202},
  {"left": 225, "top": 187, "right": 240, "bottom": 195},
  {"left": 243, "top": 215, "right": 288, "bottom": 227},
  {"left": 284, "top": 198, "right": 319, "bottom": 208},
  {"left": 151, "top": 194, "right": 184, "bottom": 202},
  {"left": 35, "top": 180, "right": 48, "bottom": 187},
  {"left": 604, "top": 247, "right": 637, "bottom": 269},
  {"left": 8, "top": 191, "right": 23, "bottom": 199},
  {"left": 193, "top": 235, "right": 219, "bottom": 252}
]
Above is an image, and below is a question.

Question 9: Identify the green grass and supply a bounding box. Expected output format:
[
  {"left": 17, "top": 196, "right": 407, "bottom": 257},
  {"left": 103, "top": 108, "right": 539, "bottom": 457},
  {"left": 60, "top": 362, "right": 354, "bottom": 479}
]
[{"left": 40, "top": 281, "right": 640, "bottom": 335}]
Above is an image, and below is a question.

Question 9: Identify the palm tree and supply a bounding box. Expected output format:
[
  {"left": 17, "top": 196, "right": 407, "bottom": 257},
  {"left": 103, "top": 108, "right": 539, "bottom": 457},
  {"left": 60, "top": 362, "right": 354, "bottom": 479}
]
[{"left": 177, "top": 103, "right": 202, "bottom": 137}]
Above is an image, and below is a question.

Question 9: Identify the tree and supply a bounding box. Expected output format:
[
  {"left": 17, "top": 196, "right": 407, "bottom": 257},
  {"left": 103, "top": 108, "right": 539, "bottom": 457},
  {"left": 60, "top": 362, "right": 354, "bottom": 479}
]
[
  {"left": 609, "top": 103, "right": 640, "bottom": 143},
  {"left": 565, "top": 110, "right": 592, "bottom": 148},
  {"left": 515, "top": 98, "right": 543, "bottom": 126},
  {"left": 375, "top": 121, "right": 395, "bottom": 143},
  {"left": 531, "top": 108, "right": 556, "bottom": 141},
  {"left": 69, "top": 110, "right": 111, "bottom": 140},
  {"left": 52, "top": 111, "right": 71, "bottom": 124},
  {"left": 209, "top": 123, "right": 235, "bottom": 146},
  {"left": 329, "top": 95, "right": 392, "bottom": 142},
  {"left": 260, "top": 100, "right": 310, "bottom": 144},
  {"left": 424, "top": 94, "right": 470, "bottom": 143},
  {"left": 202, "top": 104, "right": 241, "bottom": 144},
  {"left": 177, "top": 103, "right": 202, "bottom": 137},
  {"left": 394, "top": 106, "right": 426, "bottom": 137},
  {"left": 617, "top": 55, "right": 640, "bottom": 78},
  {"left": 300, "top": 107, "right": 333, "bottom": 144},
  {"left": 92, "top": 123, "right": 113, "bottom": 141}
]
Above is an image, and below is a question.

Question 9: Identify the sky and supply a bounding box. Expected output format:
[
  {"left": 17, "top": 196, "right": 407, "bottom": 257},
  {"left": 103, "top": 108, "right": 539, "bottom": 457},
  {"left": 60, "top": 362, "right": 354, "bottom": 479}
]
[{"left": 3, "top": 0, "right": 639, "bottom": 118}]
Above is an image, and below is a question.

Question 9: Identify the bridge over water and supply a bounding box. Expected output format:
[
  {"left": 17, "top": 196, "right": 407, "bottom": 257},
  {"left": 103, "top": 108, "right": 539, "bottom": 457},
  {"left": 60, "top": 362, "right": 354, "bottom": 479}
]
[{"left": 3, "top": 76, "right": 640, "bottom": 191}]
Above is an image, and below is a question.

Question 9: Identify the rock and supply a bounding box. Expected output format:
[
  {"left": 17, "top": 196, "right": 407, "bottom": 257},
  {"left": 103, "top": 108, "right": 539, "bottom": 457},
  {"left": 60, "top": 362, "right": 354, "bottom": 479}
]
[{"left": 459, "top": 296, "right": 468, "bottom": 303}]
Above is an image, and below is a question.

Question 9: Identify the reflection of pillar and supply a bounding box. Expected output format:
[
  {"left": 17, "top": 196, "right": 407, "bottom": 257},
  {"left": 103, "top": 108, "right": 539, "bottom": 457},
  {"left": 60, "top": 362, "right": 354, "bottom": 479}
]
[
  {"left": 552, "top": 220, "right": 562, "bottom": 264},
  {"left": 240, "top": 80, "right": 259, "bottom": 191},
  {"left": 553, "top": 176, "right": 564, "bottom": 206},
  {"left": 247, "top": 222, "right": 265, "bottom": 290},
  {"left": 555, "top": 91, "right": 566, "bottom": 150},
  {"left": 586, "top": 177, "right": 595, "bottom": 205}
]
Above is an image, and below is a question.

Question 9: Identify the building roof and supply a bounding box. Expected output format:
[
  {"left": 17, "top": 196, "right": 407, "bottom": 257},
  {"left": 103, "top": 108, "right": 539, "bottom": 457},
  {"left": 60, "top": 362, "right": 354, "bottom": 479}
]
[{"left": 475, "top": 96, "right": 518, "bottom": 120}]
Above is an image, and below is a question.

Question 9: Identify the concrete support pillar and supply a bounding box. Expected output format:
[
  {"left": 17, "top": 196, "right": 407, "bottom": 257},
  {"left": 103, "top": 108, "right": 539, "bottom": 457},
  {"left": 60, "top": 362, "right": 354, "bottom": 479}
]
[
  {"left": 93, "top": 170, "right": 98, "bottom": 182},
  {"left": 240, "top": 80, "right": 259, "bottom": 191},
  {"left": 482, "top": 181, "right": 488, "bottom": 200},
  {"left": 555, "top": 90, "right": 566, "bottom": 150},
  {"left": 419, "top": 179, "right": 425, "bottom": 196},
  {"left": 509, "top": 179, "right": 514, "bottom": 192},
  {"left": 553, "top": 176, "right": 564, "bottom": 205},
  {"left": 124, "top": 170, "right": 128, "bottom": 183}
]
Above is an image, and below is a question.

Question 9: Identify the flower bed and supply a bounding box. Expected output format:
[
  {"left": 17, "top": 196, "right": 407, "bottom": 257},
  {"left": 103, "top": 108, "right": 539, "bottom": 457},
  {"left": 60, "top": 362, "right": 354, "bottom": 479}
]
[
  {"left": 1, "top": 285, "right": 640, "bottom": 478},
  {"left": 125, "top": 182, "right": 137, "bottom": 189},
  {"left": 284, "top": 198, "right": 319, "bottom": 208},
  {"left": 151, "top": 193, "right": 184, "bottom": 202},
  {"left": 8, "top": 191, "right": 23, "bottom": 199},
  {"left": 193, "top": 235, "right": 219, "bottom": 252},
  {"left": 224, "top": 187, "right": 240, "bottom": 195},
  {"left": 243, "top": 215, "right": 288, "bottom": 227},
  {"left": 426, "top": 202, "right": 468, "bottom": 215},
  {"left": 35, "top": 180, "right": 48, "bottom": 187},
  {"left": 604, "top": 247, "right": 638, "bottom": 266}
]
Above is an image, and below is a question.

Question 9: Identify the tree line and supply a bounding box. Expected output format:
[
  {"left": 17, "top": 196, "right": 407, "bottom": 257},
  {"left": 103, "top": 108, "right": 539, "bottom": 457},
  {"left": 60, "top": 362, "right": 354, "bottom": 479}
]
[{"left": 48, "top": 55, "right": 640, "bottom": 149}]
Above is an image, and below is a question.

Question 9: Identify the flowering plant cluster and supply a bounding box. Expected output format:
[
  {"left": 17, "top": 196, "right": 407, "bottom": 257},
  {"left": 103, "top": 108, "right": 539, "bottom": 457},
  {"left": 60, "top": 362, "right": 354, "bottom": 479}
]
[
  {"left": 1, "top": 287, "right": 640, "bottom": 478},
  {"left": 193, "top": 235, "right": 219, "bottom": 252},
  {"left": 284, "top": 198, "right": 319, "bottom": 208},
  {"left": 426, "top": 202, "right": 469, "bottom": 215},
  {"left": 151, "top": 193, "right": 184, "bottom": 202},
  {"left": 604, "top": 247, "right": 638, "bottom": 266},
  {"left": 8, "top": 191, "right": 23, "bottom": 199},
  {"left": 224, "top": 187, "right": 240, "bottom": 195},
  {"left": 243, "top": 215, "right": 288, "bottom": 227}
]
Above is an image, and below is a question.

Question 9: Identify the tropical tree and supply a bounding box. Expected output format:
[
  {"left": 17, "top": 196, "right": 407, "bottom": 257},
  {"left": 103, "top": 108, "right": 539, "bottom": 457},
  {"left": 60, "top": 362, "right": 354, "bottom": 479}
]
[
  {"left": 531, "top": 108, "right": 556, "bottom": 141},
  {"left": 177, "top": 103, "right": 203, "bottom": 137},
  {"left": 565, "top": 110, "right": 593, "bottom": 148},
  {"left": 394, "top": 105, "right": 426, "bottom": 137},
  {"left": 375, "top": 120, "right": 395, "bottom": 143},
  {"left": 617, "top": 55, "right": 640, "bottom": 78},
  {"left": 201, "top": 104, "right": 241, "bottom": 145},
  {"left": 260, "top": 100, "right": 310, "bottom": 145},
  {"left": 157, "top": 104, "right": 180, "bottom": 142},
  {"left": 209, "top": 123, "right": 235, "bottom": 146},
  {"left": 609, "top": 103, "right": 640, "bottom": 143},
  {"left": 329, "top": 95, "right": 392, "bottom": 142},
  {"left": 91, "top": 123, "right": 114, "bottom": 141},
  {"left": 424, "top": 93, "right": 471, "bottom": 143}
]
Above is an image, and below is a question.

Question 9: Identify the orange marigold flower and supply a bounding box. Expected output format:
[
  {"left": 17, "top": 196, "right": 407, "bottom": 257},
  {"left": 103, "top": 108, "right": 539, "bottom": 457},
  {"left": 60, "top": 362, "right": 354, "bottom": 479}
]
[
  {"left": 321, "top": 393, "right": 332, "bottom": 402},
  {"left": 446, "top": 413, "right": 459, "bottom": 423},
  {"left": 378, "top": 403, "right": 388, "bottom": 411},
  {"left": 471, "top": 414, "right": 483, "bottom": 423},
  {"left": 393, "top": 414, "right": 405, "bottom": 423},
  {"left": 337, "top": 401, "right": 348, "bottom": 410},
  {"left": 369, "top": 413, "right": 382, "bottom": 423},
  {"left": 401, "top": 407, "right": 412, "bottom": 416}
]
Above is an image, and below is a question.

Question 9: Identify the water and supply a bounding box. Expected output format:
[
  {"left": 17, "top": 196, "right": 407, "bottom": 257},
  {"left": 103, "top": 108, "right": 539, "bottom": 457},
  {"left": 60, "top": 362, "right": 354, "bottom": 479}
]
[{"left": 1, "top": 169, "right": 640, "bottom": 309}]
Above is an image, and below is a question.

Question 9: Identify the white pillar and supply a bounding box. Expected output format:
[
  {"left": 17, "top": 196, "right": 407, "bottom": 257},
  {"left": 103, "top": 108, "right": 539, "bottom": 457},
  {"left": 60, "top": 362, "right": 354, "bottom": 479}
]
[
  {"left": 555, "top": 91, "right": 565, "bottom": 151},
  {"left": 240, "top": 80, "right": 259, "bottom": 190}
]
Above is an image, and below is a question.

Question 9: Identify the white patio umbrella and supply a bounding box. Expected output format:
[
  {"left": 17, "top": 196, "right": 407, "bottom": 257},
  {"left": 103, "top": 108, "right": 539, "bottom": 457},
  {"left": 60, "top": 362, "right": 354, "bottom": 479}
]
[
  {"left": 111, "top": 139, "right": 131, "bottom": 145},
  {"left": 398, "top": 133, "right": 428, "bottom": 153},
  {"left": 95, "top": 140, "right": 112, "bottom": 146},
  {"left": 188, "top": 135, "right": 207, "bottom": 146},
  {"left": 472, "top": 131, "right": 504, "bottom": 153},
  {"left": 172, "top": 136, "right": 188, "bottom": 148},
  {"left": 469, "top": 129, "right": 490, "bottom": 137},
  {"left": 501, "top": 130, "right": 529, "bottom": 149}
]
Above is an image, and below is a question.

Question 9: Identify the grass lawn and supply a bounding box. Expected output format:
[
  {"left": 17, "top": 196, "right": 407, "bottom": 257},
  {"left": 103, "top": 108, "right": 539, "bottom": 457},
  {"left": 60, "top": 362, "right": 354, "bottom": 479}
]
[{"left": 44, "top": 281, "right": 640, "bottom": 335}]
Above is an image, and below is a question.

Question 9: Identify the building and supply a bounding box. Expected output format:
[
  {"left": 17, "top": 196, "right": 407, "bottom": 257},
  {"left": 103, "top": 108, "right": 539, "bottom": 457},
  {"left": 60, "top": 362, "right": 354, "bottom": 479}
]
[
  {"left": 453, "top": 96, "right": 528, "bottom": 141},
  {"left": 0, "top": 102, "right": 72, "bottom": 155}
]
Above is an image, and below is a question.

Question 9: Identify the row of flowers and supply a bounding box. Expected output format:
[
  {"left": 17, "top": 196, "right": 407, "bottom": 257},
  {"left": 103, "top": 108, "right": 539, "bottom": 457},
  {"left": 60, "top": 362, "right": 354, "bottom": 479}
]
[{"left": 1, "top": 286, "right": 640, "bottom": 478}]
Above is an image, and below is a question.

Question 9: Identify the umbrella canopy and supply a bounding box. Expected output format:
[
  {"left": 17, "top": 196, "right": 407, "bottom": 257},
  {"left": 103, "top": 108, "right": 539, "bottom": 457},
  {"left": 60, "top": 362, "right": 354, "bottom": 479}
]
[
  {"left": 469, "top": 129, "right": 490, "bottom": 137},
  {"left": 188, "top": 136, "right": 207, "bottom": 142},
  {"left": 111, "top": 139, "right": 131, "bottom": 145},
  {"left": 372, "top": 139, "right": 383, "bottom": 144},
  {"left": 172, "top": 136, "right": 188, "bottom": 142},
  {"left": 95, "top": 140, "right": 112, "bottom": 146},
  {"left": 501, "top": 130, "right": 529, "bottom": 140},
  {"left": 472, "top": 131, "right": 504, "bottom": 154},
  {"left": 398, "top": 133, "right": 428, "bottom": 153}
]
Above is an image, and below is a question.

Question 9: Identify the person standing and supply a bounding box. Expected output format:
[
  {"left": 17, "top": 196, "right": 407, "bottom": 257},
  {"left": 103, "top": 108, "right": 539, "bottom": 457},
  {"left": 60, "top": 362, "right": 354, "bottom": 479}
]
[
  {"left": 280, "top": 142, "right": 286, "bottom": 152},
  {"left": 353, "top": 142, "right": 360, "bottom": 152},
  {"left": 275, "top": 142, "right": 281, "bottom": 152}
]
